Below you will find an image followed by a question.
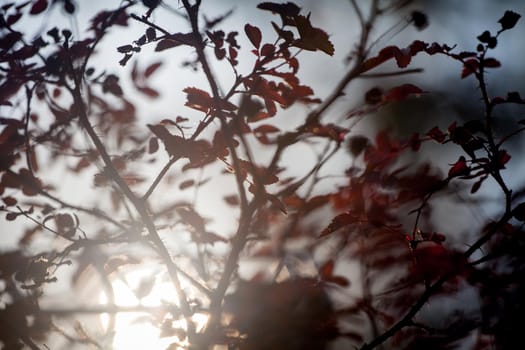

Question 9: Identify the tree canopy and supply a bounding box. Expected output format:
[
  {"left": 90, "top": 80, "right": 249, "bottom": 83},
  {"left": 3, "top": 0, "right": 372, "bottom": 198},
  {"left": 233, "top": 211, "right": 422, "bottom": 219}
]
[{"left": 1, "top": 1, "right": 524, "bottom": 349}]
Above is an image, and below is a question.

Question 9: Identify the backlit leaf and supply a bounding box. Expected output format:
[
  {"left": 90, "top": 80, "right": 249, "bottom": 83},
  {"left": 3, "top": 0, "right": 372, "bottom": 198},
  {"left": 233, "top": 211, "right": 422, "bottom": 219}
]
[
  {"left": 244, "top": 23, "right": 262, "bottom": 48},
  {"left": 319, "top": 212, "right": 356, "bottom": 237},
  {"left": 384, "top": 84, "right": 425, "bottom": 102},
  {"left": 498, "top": 10, "right": 521, "bottom": 30},
  {"left": 293, "top": 14, "right": 334, "bottom": 56},
  {"left": 448, "top": 156, "right": 469, "bottom": 177},
  {"left": 30, "top": 0, "right": 48, "bottom": 15}
]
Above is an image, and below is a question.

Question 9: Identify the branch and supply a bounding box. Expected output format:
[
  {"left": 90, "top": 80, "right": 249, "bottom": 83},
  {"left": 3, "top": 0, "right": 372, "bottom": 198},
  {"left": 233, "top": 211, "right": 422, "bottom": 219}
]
[{"left": 69, "top": 66, "right": 193, "bottom": 322}]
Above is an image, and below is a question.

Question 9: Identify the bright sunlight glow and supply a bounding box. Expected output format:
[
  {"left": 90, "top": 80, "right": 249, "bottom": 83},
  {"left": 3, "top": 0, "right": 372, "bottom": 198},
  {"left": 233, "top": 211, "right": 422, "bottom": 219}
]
[{"left": 99, "top": 266, "right": 209, "bottom": 350}]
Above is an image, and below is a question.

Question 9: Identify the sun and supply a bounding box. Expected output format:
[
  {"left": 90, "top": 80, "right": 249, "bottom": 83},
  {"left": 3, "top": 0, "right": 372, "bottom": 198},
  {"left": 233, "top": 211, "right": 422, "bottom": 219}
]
[{"left": 99, "top": 265, "right": 208, "bottom": 350}]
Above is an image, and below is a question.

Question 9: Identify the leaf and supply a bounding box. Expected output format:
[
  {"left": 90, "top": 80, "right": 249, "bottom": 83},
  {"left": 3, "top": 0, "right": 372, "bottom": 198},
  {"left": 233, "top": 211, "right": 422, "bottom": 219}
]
[
  {"left": 319, "top": 260, "right": 334, "bottom": 278},
  {"left": 448, "top": 156, "right": 469, "bottom": 177},
  {"left": 155, "top": 38, "right": 181, "bottom": 51},
  {"left": 512, "top": 202, "right": 525, "bottom": 221},
  {"left": 137, "top": 86, "right": 160, "bottom": 98},
  {"left": 364, "top": 87, "right": 383, "bottom": 105},
  {"left": 117, "top": 44, "right": 133, "bottom": 53},
  {"left": 495, "top": 149, "right": 511, "bottom": 168},
  {"left": 471, "top": 175, "right": 487, "bottom": 194},
  {"left": 176, "top": 207, "right": 206, "bottom": 234},
  {"left": 348, "top": 136, "right": 369, "bottom": 157},
  {"left": 6, "top": 212, "right": 18, "bottom": 221},
  {"left": 253, "top": 124, "right": 280, "bottom": 133},
  {"left": 179, "top": 179, "right": 195, "bottom": 190},
  {"left": 144, "top": 61, "right": 162, "bottom": 78},
  {"left": 477, "top": 30, "right": 492, "bottom": 43},
  {"left": 30, "top": 0, "right": 48, "bottom": 15},
  {"left": 498, "top": 10, "right": 521, "bottom": 30},
  {"left": 54, "top": 213, "right": 77, "bottom": 237},
  {"left": 257, "top": 2, "right": 301, "bottom": 18},
  {"left": 224, "top": 195, "right": 240, "bottom": 206},
  {"left": 7, "top": 13, "right": 23, "bottom": 26},
  {"left": 260, "top": 43, "right": 275, "bottom": 57},
  {"left": 411, "top": 11, "right": 428, "bottom": 30},
  {"left": 148, "top": 137, "right": 159, "bottom": 154},
  {"left": 154, "top": 33, "right": 196, "bottom": 51},
  {"left": 293, "top": 14, "right": 334, "bottom": 56},
  {"left": 484, "top": 58, "right": 501, "bottom": 68},
  {"left": 360, "top": 40, "right": 429, "bottom": 73},
  {"left": 146, "top": 27, "right": 156, "bottom": 41},
  {"left": 426, "top": 126, "right": 446, "bottom": 143},
  {"left": 2, "top": 196, "right": 17, "bottom": 206},
  {"left": 325, "top": 275, "right": 350, "bottom": 287},
  {"left": 183, "top": 87, "right": 213, "bottom": 113},
  {"left": 461, "top": 59, "right": 479, "bottom": 78},
  {"left": 319, "top": 212, "right": 356, "bottom": 237},
  {"left": 384, "top": 84, "right": 425, "bottom": 102},
  {"left": 244, "top": 23, "right": 262, "bottom": 48},
  {"left": 147, "top": 124, "right": 185, "bottom": 158},
  {"left": 319, "top": 260, "right": 349, "bottom": 287}
]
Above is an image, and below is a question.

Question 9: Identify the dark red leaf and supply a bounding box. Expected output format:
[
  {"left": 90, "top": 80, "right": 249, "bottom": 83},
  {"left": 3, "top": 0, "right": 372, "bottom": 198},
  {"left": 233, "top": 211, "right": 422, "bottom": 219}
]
[
  {"left": 224, "top": 195, "right": 240, "bottom": 206},
  {"left": 325, "top": 276, "right": 350, "bottom": 287},
  {"left": 148, "top": 137, "right": 159, "bottom": 154},
  {"left": 137, "top": 86, "right": 160, "bottom": 98},
  {"left": 498, "top": 10, "right": 521, "bottom": 30},
  {"left": 257, "top": 2, "right": 301, "bottom": 17},
  {"left": 7, "top": 13, "right": 23, "bottom": 26},
  {"left": 245, "top": 23, "right": 262, "bottom": 48},
  {"left": 260, "top": 43, "right": 275, "bottom": 57},
  {"left": 6, "top": 212, "right": 18, "bottom": 221},
  {"left": 2, "top": 196, "right": 17, "bottom": 206},
  {"left": 146, "top": 27, "right": 156, "bottom": 41},
  {"left": 253, "top": 124, "right": 280, "bottom": 134},
  {"left": 183, "top": 87, "right": 213, "bottom": 113},
  {"left": 470, "top": 176, "right": 486, "bottom": 194},
  {"left": 147, "top": 124, "right": 185, "bottom": 158},
  {"left": 384, "top": 84, "right": 425, "bottom": 102},
  {"left": 179, "top": 179, "right": 195, "bottom": 190},
  {"left": 461, "top": 59, "right": 479, "bottom": 78},
  {"left": 155, "top": 38, "right": 181, "bottom": 51},
  {"left": 319, "top": 212, "right": 355, "bottom": 237},
  {"left": 512, "top": 202, "right": 525, "bottom": 221},
  {"left": 319, "top": 260, "right": 334, "bottom": 278},
  {"left": 293, "top": 14, "right": 334, "bottom": 56},
  {"left": 30, "top": 0, "right": 48, "bottom": 15},
  {"left": 448, "top": 156, "right": 469, "bottom": 177},
  {"left": 144, "top": 61, "right": 162, "bottom": 78},
  {"left": 117, "top": 44, "right": 133, "bottom": 53},
  {"left": 348, "top": 136, "right": 370, "bottom": 157},
  {"left": 496, "top": 149, "right": 511, "bottom": 168},
  {"left": 365, "top": 87, "right": 383, "bottom": 105},
  {"left": 176, "top": 207, "right": 206, "bottom": 233},
  {"left": 484, "top": 58, "right": 501, "bottom": 68},
  {"left": 411, "top": 11, "right": 428, "bottom": 30}
]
